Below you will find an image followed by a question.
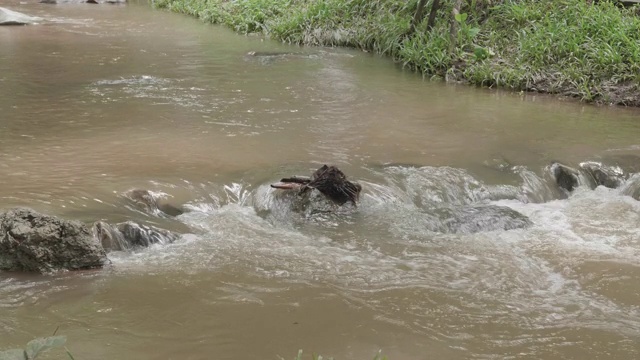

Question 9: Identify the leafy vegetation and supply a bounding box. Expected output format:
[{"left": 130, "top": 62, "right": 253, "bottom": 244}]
[
  {"left": 154, "top": 0, "right": 640, "bottom": 104},
  {"left": 473, "top": 0, "right": 640, "bottom": 103}
]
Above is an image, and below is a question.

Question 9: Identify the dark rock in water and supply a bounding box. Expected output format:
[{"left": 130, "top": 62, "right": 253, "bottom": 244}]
[
  {"left": 124, "top": 189, "right": 184, "bottom": 217},
  {"left": 92, "top": 220, "right": 180, "bottom": 252},
  {"left": 244, "top": 51, "right": 316, "bottom": 65},
  {"left": 246, "top": 51, "right": 301, "bottom": 57},
  {"left": 550, "top": 160, "right": 632, "bottom": 194},
  {"left": 0, "top": 7, "right": 42, "bottom": 25},
  {"left": 598, "top": 154, "right": 640, "bottom": 174},
  {"left": 0, "top": 208, "right": 108, "bottom": 273},
  {"left": 579, "top": 161, "right": 625, "bottom": 189},
  {"left": 271, "top": 165, "right": 362, "bottom": 206},
  {"left": 619, "top": 174, "right": 640, "bottom": 200},
  {"left": 550, "top": 162, "right": 581, "bottom": 192},
  {"left": 437, "top": 204, "right": 532, "bottom": 234}
]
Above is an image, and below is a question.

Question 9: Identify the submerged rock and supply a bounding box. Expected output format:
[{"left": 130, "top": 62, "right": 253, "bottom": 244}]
[
  {"left": 0, "top": 208, "right": 108, "bottom": 273},
  {"left": 549, "top": 162, "right": 581, "bottom": 193},
  {"left": 271, "top": 165, "right": 362, "bottom": 206},
  {"left": 246, "top": 51, "right": 302, "bottom": 57},
  {"left": 244, "top": 51, "right": 315, "bottom": 65},
  {"left": 0, "top": 7, "right": 42, "bottom": 25},
  {"left": 550, "top": 160, "right": 633, "bottom": 194},
  {"left": 579, "top": 161, "right": 626, "bottom": 189},
  {"left": 93, "top": 220, "right": 180, "bottom": 252},
  {"left": 597, "top": 154, "right": 640, "bottom": 174},
  {"left": 124, "top": 189, "right": 184, "bottom": 217},
  {"left": 437, "top": 204, "right": 532, "bottom": 234},
  {"left": 619, "top": 174, "right": 640, "bottom": 200}
]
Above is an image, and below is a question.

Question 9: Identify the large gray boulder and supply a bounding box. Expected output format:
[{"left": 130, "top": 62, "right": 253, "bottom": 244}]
[
  {"left": 0, "top": 7, "right": 42, "bottom": 25},
  {"left": 0, "top": 208, "right": 109, "bottom": 273}
]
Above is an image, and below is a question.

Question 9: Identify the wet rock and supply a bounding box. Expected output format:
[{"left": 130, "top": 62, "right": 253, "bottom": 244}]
[
  {"left": 124, "top": 189, "right": 184, "bottom": 217},
  {"left": 598, "top": 154, "right": 640, "bottom": 174},
  {"left": 619, "top": 174, "right": 640, "bottom": 200},
  {"left": 271, "top": 165, "right": 362, "bottom": 206},
  {"left": 0, "top": 7, "right": 42, "bottom": 25},
  {"left": 244, "top": 51, "right": 316, "bottom": 65},
  {"left": 549, "top": 162, "right": 581, "bottom": 192},
  {"left": 579, "top": 161, "right": 626, "bottom": 189},
  {"left": 246, "top": 51, "right": 302, "bottom": 57},
  {"left": 437, "top": 204, "right": 532, "bottom": 234},
  {"left": 550, "top": 160, "right": 633, "bottom": 194},
  {"left": 0, "top": 208, "right": 108, "bottom": 273},
  {"left": 92, "top": 220, "right": 180, "bottom": 252}
]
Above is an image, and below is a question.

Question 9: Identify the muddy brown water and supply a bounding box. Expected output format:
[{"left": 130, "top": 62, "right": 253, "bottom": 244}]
[{"left": 1, "top": 1, "right": 640, "bottom": 359}]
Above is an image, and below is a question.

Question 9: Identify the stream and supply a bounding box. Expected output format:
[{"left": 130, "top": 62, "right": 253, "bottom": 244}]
[{"left": 1, "top": 1, "right": 640, "bottom": 359}]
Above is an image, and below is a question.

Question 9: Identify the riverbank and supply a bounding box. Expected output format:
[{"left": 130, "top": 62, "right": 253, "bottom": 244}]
[{"left": 152, "top": 0, "right": 640, "bottom": 106}]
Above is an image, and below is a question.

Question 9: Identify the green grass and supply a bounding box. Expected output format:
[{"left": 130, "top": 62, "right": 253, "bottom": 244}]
[
  {"left": 153, "top": 0, "right": 640, "bottom": 105},
  {"left": 473, "top": 0, "right": 640, "bottom": 102}
]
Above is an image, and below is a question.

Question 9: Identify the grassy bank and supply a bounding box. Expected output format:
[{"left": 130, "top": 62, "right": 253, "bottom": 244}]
[{"left": 153, "top": 0, "right": 640, "bottom": 106}]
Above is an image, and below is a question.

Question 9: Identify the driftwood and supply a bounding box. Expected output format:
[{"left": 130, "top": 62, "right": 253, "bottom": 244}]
[{"left": 271, "top": 165, "right": 362, "bottom": 206}]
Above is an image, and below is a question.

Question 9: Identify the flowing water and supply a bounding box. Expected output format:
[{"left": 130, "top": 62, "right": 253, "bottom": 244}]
[{"left": 1, "top": 1, "right": 640, "bottom": 359}]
